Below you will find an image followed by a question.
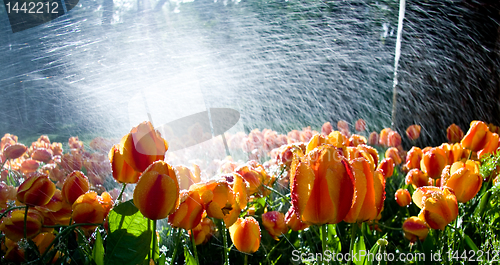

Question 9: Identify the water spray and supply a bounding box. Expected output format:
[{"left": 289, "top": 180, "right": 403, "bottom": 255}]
[{"left": 391, "top": 0, "right": 406, "bottom": 128}]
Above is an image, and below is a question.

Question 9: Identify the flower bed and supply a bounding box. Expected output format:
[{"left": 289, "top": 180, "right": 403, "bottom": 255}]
[{"left": 0, "top": 119, "right": 499, "bottom": 264}]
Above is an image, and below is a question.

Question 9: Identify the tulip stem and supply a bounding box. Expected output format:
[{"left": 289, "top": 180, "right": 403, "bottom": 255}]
[
  {"left": 152, "top": 219, "right": 157, "bottom": 263},
  {"left": 221, "top": 221, "right": 229, "bottom": 265},
  {"left": 171, "top": 228, "right": 181, "bottom": 264},
  {"left": 244, "top": 254, "right": 248, "bottom": 265},
  {"left": 148, "top": 219, "right": 151, "bottom": 261},
  {"left": 0, "top": 205, "right": 28, "bottom": 220},
  {"left": 321, "top": 224, "right": 327, "bottom": 265},
  {"left": 190, "top": 229, "right": 200, "bottom": 265},
  {"left": 347, "top": 224, "right": 358, "bottom": 265},
  {"left": 375, "top": 222, "right": 403, "bottom": 231},
  {"left": 116, "top": 183, "right": 127, "bottom": 203},
  {"left": 24, "top": 205, "right": 29, "bottom": 239}
]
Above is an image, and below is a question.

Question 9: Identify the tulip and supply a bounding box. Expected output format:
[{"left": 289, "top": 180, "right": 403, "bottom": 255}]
[
  {"left": 377, "top": 158, "right": 394, "bottom": 179},
  {"left": 412, "top": 186, "right": 458, "bottom": 230},
  {"left": 2, "top": 237, "right": 25, "bottom": 262},
  {"left": 306, "top": 134, "right": 328, "bottom": 154},
  {"left": 0, "top": 209, "right": 43, "bottom": 242},
  {"left": 405, "top": 168, "right": 429, "bottom": 189},
  {"left": 344, "top": 158, "right": 385, "bottom": 223},
  {"left": 402, "top": 217, "right": 429, "bottom": 242},
  {"left": 447, "top": 124, "right": 464, "bottom": 143},
  {"left": 477, "top": 133, "right": 499, "bottom": 158},
  {"left": 20, "top": 159, "right": 40, "bottom": 174},
  {"left": 321, "top": 122, "right": 333, "bottom": 136},
  {"left": 168, "top": 190, "right": 204, "bottom": 230},
  {"left": 348, "top": 134, "right": 367, "bottom": 147},
  {"left": 441, "top": 161, "right": 482, "bottom": 203},
  {"left": 326, "top": 131, "right": 348, "bottom": 148},
  {"left": 17, "top": 174, "right": 56, "bottom": 206},
  {"left": 285, "top": 207, "right": 309, "bottom": 231},
  {"left": 406, "top": 125, "right": 421, "bottom": 141},
  {"left": 355, "top": 119, "right": 366, "bottom": 132},
  {"left": 337, "top": 120, "right": 350, "bottom": 133},
  {"left": 119, "top": 121, "right": 169, "bottom": 172},
  {"left": 290, "top": 145, "right": 355, "bottom": 225},
  {"left": 31, "top": 148, "right": 53, "bottom": 163},
  {"left": 420, "top": 148, "right": 447, "bottom": 179},
  {"left": 385, "top": 147, "right": 402, "bottom": 165},
  {"left": 405, "top": 147, "right": 423, "bottom": 170},
  {"left": 133, "top": 161, "right": 180, "bottom": 220},
  {"left": 461, "top": 121, "right": 491, "bottom": 152},
  {"left": 3, "top": 143, "right": 27, "bottom": 160},
  {"left": 387, "top": 130, "right": 402, "bottom": 147},
  {"left": 72, "top": 191, "right": 113, "bottom": 229},
  {"left": 176, "top": 165, "right": 201, "bottom": 191},
  {"left": 190, "top": 217, "right": 215, "bottom": 245},
  {"left": 61, "top": 171, "right": 90, "bottom": 205},
  {"left": 368, "top": 132, "right": 379, "bottom": 146},
  {"left": 262, "top": 211, "right": 288, "bottom": 240},
  {"left": 395, "top": 189, "right": 411, "bottom": 207},
  {"left": 228, "top": 217, "right": 261, "bottom": 254},
  {"left": 109, "top": 145, "right": 141, "bottom": 184}
]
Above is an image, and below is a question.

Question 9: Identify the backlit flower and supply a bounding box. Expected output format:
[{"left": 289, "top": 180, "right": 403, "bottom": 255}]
[
  {"left": 420, "top": 148, "right": 447, "bottom": 179},
  {"left": 461, "top": 121, "right": 491, "bottom": 152},
  {"left": 17, "top": 174, "right": 56, "bottom": 206},
  {"left": 406, "top": 125, "right": 421, "bottom": 141},
  {"left": 385, "top": 147, "right": 402, "bottom": 165},
  {"left": 321, "top": 122, "right": 333, "bottom": 136},
  {"left": 290, "top": 145, "right": 355, "bottom": 225},
  {"left": 395, "top": 189, "right": 411, "bottom": 207},
  {"left": 344, "top": 158, "right": 385, "bottom": 223},
  {"left": 61, "top": 171, "right": 90, "bottom": 205},
  {"left": 405, "top": 169, "right": 428, "bottom": 189},
  {"left": 228, "top": 217, "right": 261, "bottom": 254},
  {"left": 412, "top": 186, "right": 458, "bottom": 230},
  {"left": 402, "top": 217, "right": 428, "bottom": 242},
  {"left": 3, "top": 143, "right": 27, "bottom": 160},
  {"left": 355, "top": 119, "right": 366, "bottom": 132},
  {"left": 368, "top": 132, "right": 379, "bottom": 146},
  {"left": 72, "top": 191, "right": 112, "bottom": 229},
  {"left": 284, "top": 207, "right": 309, "bottom": 231},
  {"left": 441, "top": 160, "right": 482, "bottom": 203},
  {"left": 133, "top": 161, "right": 179, "bottom": 220},
  {"left": 377, "top": 158, "right": 394, "bottom": 179},
  {"left": 405, "top": 147, "right": 423, "bottom": 170},
  {"left": 190, "top": 217, "right": 215, "bottom": 245},
  {"left": 447, "top": 124, "right": 464, "bottom": 143},
  {"left": 109, "top": 145, "right": 141, "bottom": 184},
  {"left": 0, "top": 209, "right": 43, "bottom": 242},
  {"left": 168, "top": 190, "right": 204, "bottom": 230},
  {"left": 262, "top": 211, "right": 288, "bottom": 240}
]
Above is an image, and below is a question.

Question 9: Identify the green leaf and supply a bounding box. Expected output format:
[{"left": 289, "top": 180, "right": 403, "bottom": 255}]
[
  {"left": 463, "top": 234, "right": 479, "bottom": 252},
  {"left": 353, "top": 235, "right": 367, "bottom": 265},
  {"left": 92, "top": 231, "right": 105, "bottom": 265},
  {"left": 327, "top": 224, "right": 341, "bottom": 253},
  {"left": 105, "top": 200, "right": 152, "bottom": 265},
  {"left": 365, "top": 241, "right": 380, "bottom": 265},
  {"left": 184, "top": 244, "right": 197, "bottom": 265}
]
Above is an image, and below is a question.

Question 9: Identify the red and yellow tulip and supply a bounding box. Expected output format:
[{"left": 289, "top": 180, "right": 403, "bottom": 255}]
[
  {"left": 228, "top": 217, "right": 261, "bottom": 254},
  {"left": 412, "top": 186, "right": 458, "bottom": 230}
]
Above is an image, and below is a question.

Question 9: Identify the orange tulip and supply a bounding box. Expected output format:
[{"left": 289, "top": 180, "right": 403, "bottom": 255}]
[
  {"left": 284, "top": 207, "right": 309, "bottom": 231},
  {"left": 377, "top": 158, "right": 394, "bottom": 179},
  {"left": 31, "top": 148, "right": 53, "bottom": 163},
  {"left": 0, "top": 209, "right": 43, "bottom": 241},
  {"left": 461, "top": 121, "right": 490, "bottom": 152},
  {"left": 262, "top": 211, "right": 288, "bottom": 240},
  {"left": 168, "top": 190, "right": 204, "bottom": 230},
  {"left": 355, "top": 119, "right": 366, "bottom": 132},
  {"left": 306, "top": 134, "right": 328, "bottom": 154},
  {"left": 385, "top": 147, "right": 402, "bottom": 165},
  {"left": 447, "top": 124, "right": 464, "bottom": 143},
  {"left": 119, "top": 121, "right": 169, "bottom": 172},
  {"left": 477, "top": 133, "right": 499, "bottom": 158},
  {"left": 72, "top": 191, "right": 112, "bottom": 229},
  {"left": 441, "top": 161, "right": 482, "bottom": 203},
  {"left": 109, "top": 145, "right": 141, "bottom": 184},
  {"left": 348, "top": 134, "right": 367, "bottom": 147},
  {"left": 406, "top": 125, "right": 421, "bottom": 141},
  {"left": 133, "top": 161, "right": 179, "bottom": 220},
  {"left": 228, "top": 217, "right": 261, "bottom": 254},
  {"left": 290, "top": 145, "right": 355, "bottom": 225},
  {"left": 412, "top": 186, "right": 458, "bottom": 230},
  {"left": 321, "top": 122, "right": 333, "bottom": 136},
  {"left": 176, "top": 165, "right": 201, "bottom": 191},
  {"left": 420, "top": 148, "right": 447, "bottom": 179},
  {"left": 235, "top": 162, "right": 273, "bottom": 197},
  {"left": 405, "top": 147, "right": 423, "bottom": 170},
  {"left": 61, "top": 171, "right": 90, "bottom": 205},
  {"left": 402, "top": 217, "right": 428, "bottom": 242},
  {"left": 20, "top": 159, "right": 40, "bottom": 174},
  {"left": 395, "top": 189, "right": 411, "bottom": 207},
  {"left": 0, "top": 182, "right": 16, "bottom": 208},
  {"left": 190, "top": 217, "right": 215, "bottom": 245},
  {"left": 327, "top": 131, "right": 348, "bottom": 148},
  {"left": 387, "top": 130, "right": 402, "bottom": 147},
  {"left": 344, "top": 158, "right": 385, "bottom": 223},
  {"left": 3, "top": 143, "right": 27, "bottom": 160},
  {"left": 405, "top": 168, "right": 429, "bottom": 189},
  {"left": 17, "top": 174, "right": 56, "bottom": 206}
]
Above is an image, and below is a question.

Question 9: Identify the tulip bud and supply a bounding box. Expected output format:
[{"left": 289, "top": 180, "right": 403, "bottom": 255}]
[
  {"left": 377, "top": 158, "right": 395, "bottom": 179},
  {"left": 402, "top": 217, "right": 428, "bottom": 242},
  {"left": 109, "top": 145, "right": 141, "bottom": 184},
  {"left": 168, "top": 190, "right": 204, "bottom": 230},
  {"left": 72, "top": 192, "right": 112, "bottom": 229},
  {"left": 228, "top": 217, "right": 261, "bottom": 254},
  {"left": 133, "top": 161, "right": 180, "bottom": 220},
  {"left": 461, "top": 121, "right": 490, "bottom": 152},
  {"left": 3, "top": 143, "right": 27, "bottom": 160},
  {"left": 385, "top": 147, "right": 402, "bottom": 165},
  {"left": 355, "top": 119, "right": 366, "bottom": 132},
  {"left": 262, "top": 211, "right": 288, "bottom": 240},
  {"left": 17, "top": 174, "right": 56, "bottom": 206},
  {"left": 420, "top": 148, "right": 447, "bottom": 179},
  {"left": 61, "top": 171, "right": 90, "bottom": 205},
  {"left": 395, "top": 189, "right": 411, "bottom": 207},
  {"left": 368, "top": 132, "right": 379, "bottom": 146},
  {"left": 387, "top": 131, "right": 402, "bottom": 147},
  {"left": 321, "top": 122, "right": 333, "bottom": 136},
  {"left": 405, "top": 147, "right": 423, "bottom": 170},
  {"left": 348, "top": 134, "right": 367, "bottom": 147},
  {"left": 31, "top": 148, "right": 53, "bottom": 163},
  {"left": 176, "top": 165, "right": 201, "bottom": 191},
  {"left": 447, "top": 124, "right": 464, "bottom": 143},
  {"left": 406, "top": 125, "right": 421, "bottom": 141}
]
